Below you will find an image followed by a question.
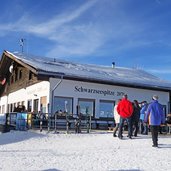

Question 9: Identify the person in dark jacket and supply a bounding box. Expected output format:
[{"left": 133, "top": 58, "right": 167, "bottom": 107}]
[
  {"left": 131, "top": 100, "right": 141, "bottom": 137},
  {"left": 117, "top": 94, "right": 133, "bottom": 139},
  {"left": 144, "top": 95, "right": 165, "bottom": 147}
]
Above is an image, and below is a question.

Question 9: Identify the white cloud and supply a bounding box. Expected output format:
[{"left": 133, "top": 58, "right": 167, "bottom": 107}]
[
  {"left": 0, "top": 0, "right": 168, "bottom": 58},
  {"left": 46, "top": 23, "right": 107, "bottom": 57},
  {"left": 0, "top": 0, "right": 102, "bottom": 57},
  {"left": 0, "top": 0, "right": 97, "bottom": 36}
]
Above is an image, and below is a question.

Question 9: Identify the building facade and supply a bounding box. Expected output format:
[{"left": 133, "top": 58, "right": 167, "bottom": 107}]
[{"left": 0, "top": 50, "right": 171, "bottom": 123}]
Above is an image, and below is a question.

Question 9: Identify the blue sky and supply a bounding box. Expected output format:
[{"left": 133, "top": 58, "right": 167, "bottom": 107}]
[{"left": 1, "top": 0, "right": 171, "bottom": 81}]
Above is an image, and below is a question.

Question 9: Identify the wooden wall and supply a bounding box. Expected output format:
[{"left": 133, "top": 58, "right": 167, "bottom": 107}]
[{"left": 3, "top": 65, "right": 39, "bottom": 95}]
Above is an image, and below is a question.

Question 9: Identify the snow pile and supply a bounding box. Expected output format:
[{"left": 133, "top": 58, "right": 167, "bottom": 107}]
[{"left": 0, "top": 130, "right": 171, "bottom": 171}]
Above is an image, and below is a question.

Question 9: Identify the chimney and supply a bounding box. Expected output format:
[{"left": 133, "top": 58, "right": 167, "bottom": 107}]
[{"left": 112, "top": 62, "right": 115, "bottom": 68}]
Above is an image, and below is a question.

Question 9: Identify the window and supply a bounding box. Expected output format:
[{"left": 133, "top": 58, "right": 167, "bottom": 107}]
[
  {"left": 19, "top": 69, "right": 22, "bottom": 79},
  {"left": 2, "top": 105, "right": 5, "bottom": 113},
  {"left": 99, "top": 100, "right": 115, "bottom": 118},
  {"left": 27, "top": 100, "right": 32, "bottom": 112},
  {"left": 15, "top": 68, "right": 18, "bottom": 81},
  {"left": 29, "top": 71, "right": 33, "bottom": 80},
  {"left": 78, "top": 99, "right": 95, "bottom": 117},
  {"left": 7, "top": 104, "right": 10, "bottom": 113},
  {"left": 53, "top": 96, "right": 73, "bottom": 114},
  {"left": 40, "top": 96, "right": 47, "bottom": 113},
  {"left": 11, "top": 75, "right": 14, "bottom": 84},
  {"left": 10, "top": 103, "right": 13, "bottom": 112},
  {"left": 33, "top": 99, "right": 39, "bottom": 113}
]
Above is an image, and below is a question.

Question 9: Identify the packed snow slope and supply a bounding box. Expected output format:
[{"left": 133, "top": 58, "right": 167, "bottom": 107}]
[{"left": 0, "top": 130, "right": 171, "bottom": 171}]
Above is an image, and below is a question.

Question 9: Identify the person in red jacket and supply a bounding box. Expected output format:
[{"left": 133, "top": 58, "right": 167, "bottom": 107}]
[{"left": 117, "top": 94, "right": 133, "bottom": 139}]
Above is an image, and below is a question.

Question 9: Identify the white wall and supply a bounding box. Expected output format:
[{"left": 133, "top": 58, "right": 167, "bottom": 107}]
[
  {"left": 50, "top": 78, "right": 170, "bottom": 117},
  {"left": 0, "top": 81, "right": 50, "bottom": 113},
  {"left": 0, "top": 78, "right": 169, "bottom": 116}
]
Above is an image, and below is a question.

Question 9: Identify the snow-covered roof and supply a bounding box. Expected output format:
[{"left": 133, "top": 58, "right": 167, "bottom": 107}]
[{"left": 6, "top": 51, "right": 171, "bottom": 90}]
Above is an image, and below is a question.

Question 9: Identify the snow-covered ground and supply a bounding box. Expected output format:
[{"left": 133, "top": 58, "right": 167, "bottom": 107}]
[{"left": 0, "top": 130, "right": 171, "bottom": 171}]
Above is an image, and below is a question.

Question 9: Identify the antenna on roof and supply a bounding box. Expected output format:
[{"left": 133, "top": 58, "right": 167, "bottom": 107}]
[
  {"left": 20, "top": 38, "right": 26, "bottom": 53},
  {"left": 112, "top": 62, "right": 115, "bottom": 68}
]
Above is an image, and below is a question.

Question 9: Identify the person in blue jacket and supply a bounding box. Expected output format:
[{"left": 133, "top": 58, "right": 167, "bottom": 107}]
[
  {"left": 145, "top": 95, "right": 165, "bottom": 147},
  {"left": 140, "top": 101, "right": 148, "bottom": 135}
]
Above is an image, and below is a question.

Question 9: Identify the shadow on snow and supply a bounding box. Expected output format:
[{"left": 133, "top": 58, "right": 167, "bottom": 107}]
[{"left": 0, "top": 130, "right": 46, "bottom": 145}]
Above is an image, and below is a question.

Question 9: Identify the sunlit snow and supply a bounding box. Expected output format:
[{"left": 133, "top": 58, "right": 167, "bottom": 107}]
[{"left": 0, "top": 130, "right": 171, "bottom": 171}]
